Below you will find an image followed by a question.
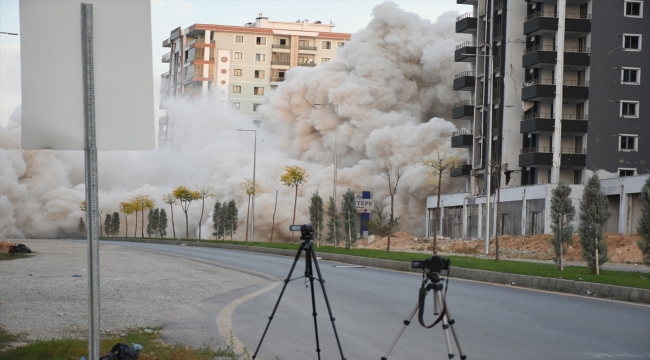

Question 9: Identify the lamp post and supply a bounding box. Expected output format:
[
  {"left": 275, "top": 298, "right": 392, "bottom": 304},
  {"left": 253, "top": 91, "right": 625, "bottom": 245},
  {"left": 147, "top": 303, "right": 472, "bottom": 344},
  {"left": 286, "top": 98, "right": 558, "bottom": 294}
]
[
  {"left": 238, "top": 129, "right": 257, "bottom": 242},
  {"left": 314, "top": 103, "right": 339, "bottom": 245}
]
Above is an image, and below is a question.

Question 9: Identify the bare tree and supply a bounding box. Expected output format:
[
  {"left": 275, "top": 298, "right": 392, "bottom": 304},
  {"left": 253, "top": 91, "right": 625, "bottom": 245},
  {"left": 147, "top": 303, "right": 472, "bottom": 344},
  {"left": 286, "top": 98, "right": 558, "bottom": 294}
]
[
  {"left": 162, "top": 193, "right": 177, "bottom": 239},
  {"left": 421, "top": 147, "right": 459, "bottom": 255},
  {"left": 196, "top": 184, "right": 215, "bottom": 240},
  {"left": 270, "top": 189, "right": 280, "bottom": 243},
  {"left": 380, "top": 163, "right": 409, "bottom": 252}
]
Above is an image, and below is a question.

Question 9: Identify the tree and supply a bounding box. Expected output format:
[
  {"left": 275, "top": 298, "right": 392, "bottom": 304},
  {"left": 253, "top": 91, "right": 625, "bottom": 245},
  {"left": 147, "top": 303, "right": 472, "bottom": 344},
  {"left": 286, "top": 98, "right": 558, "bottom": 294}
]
[
  {"left": 152, "top": 208, "right": 160, "bottom": 237},
  {"left": 225, "top": 199, "right": 238, "bottom": 240},
  {"left": 212, "top": 200, "right": 223, "bottom": 240},
  {"left": 159, "top": 209, "right": 168, "bottom": 238},
  {"left": 280, "top": 165, "right": 308, "bottom": 242},
  {"left": 341, "top": 189, "right": 358, "bottom": 249},
  {"left": 146, "top": 209, "right": 155, "bottom": 238},
  {"left": 78, "top": 217, "right": 86, "bottom": 236},
  {"left": 326, "top": 196, "right": 343, "bottom": 246},
  {"left": 309, "top": 191, "right": 324, "bottom": 246},
  {"left": 366, "top": 205, "right": 399, "bottom": 237},
  {"left": 111, "top": 212, "right": 120, "bottom": 237},
  {"left": 578, "top": 173, "right": 611, "bottom": 274},
  {"left": 162, "top": 193, "right": 178, "bottom": 239},
  {"left": 636, "top": 176, "right": 650, "bottom": 266},
  {"left": 421, "top": 147, "right": 459, "bottom": 255},
  {"left": 270, "top": 189, "right": 280, "bottom": 243},
  {"left": 134, "top": 195, "right": 155, "bottom": 238},
  {"left": 119, "top": 201, "right": 135, "bottom": 237},
  {"left": 130, "top": 199, "right": 142, "bottom": 237},
  {"left": 380, "top": 163, "right": 408, "bottom": 252},
  {"left": 173, "top": 186, "right": 201, "bottom": 239},
  {"left": 550, "top": 179, "right": 575, "bottom": 271},
  {"left": 104, "top": 213, "right": 113, "bottom": 237},
  {"left": 196, "top": 184, "right": 215, "bottom": 240},
  {"left": 240, "top": 179, "right": 262, "bottom": 242}
]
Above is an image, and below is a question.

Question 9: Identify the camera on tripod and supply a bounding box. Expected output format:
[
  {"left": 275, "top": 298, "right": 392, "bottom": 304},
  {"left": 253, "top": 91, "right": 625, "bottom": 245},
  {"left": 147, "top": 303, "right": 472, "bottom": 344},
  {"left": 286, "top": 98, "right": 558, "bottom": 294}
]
[
  {"left": 289, "top": 224, "right": 313, "bottom": 241},
  {"left": 411, "top": 255, "right": 450, "bottom": 273}
]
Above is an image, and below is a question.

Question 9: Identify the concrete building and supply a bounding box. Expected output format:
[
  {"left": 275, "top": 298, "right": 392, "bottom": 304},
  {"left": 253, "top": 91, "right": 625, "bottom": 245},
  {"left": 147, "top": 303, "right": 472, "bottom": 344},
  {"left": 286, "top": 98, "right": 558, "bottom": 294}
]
[
  {"left": 427, "top": 0, "right": 649, "bottom": 238},
  {"left": 158, "top": 14, "right": 351, "bottom": 148}
]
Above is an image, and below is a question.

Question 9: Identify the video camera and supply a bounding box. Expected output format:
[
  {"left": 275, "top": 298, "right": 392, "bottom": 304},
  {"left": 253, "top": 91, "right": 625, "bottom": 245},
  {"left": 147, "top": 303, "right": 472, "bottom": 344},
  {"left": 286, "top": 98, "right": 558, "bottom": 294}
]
[
  {"left": 411, "top": 255, "right": 450, "bottom": 273},
  {"left": 289, "top": 224, "right": 314, "bottom": 242}
]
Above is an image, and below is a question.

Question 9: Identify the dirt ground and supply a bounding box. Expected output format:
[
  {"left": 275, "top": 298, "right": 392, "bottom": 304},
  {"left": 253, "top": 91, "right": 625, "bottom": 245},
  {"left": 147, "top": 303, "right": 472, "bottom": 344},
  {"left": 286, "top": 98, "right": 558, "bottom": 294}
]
[{"left": 360, "top": 231, "right": 644, "bottom": 264}]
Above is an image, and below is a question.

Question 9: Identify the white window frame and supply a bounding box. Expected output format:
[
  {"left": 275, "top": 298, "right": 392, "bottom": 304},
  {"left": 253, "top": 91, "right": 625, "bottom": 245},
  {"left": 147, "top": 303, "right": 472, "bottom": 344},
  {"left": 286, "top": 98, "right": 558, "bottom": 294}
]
[
  {"left": 232, "top": 85, "right": 242, "bottom": 94},
  {"left": 255, "top": 53, "right": 266, "bottom": 62},
  {"left": 618, "top": 168, "right": 637, "bottom": 177},
  {"left": 321, "top": 40, "right": 332, "bottom": 50},
  {"left": 621, "top": 67, "right": 641, "bottom": 85},
  {"left": 253, "top": 86, "right": 264, "bottom": 96},
  {"left": 620, "top": 100, "right": 639, "bottom": 118},
  {"left": 624, "top": 1, "right": 643, "bottom": 18},
  {"left": 619, "top": 134, "right": 638, "bottom": 151},
  {"left": 254, "top": 70, "right": 265, "bottom": 79},
  {"left": 232, "top": 102, "right": 241, "bottom": 110},
  {"left": 234, "top": 52, "right": 243, "bottom": 60},
  {"left": 234, "top": 35, "right": 244, "bottom": 44},
  {"left": 622, "top": 34, "right": 642, "bottom": 51},
  {"left": 255, "top": 36, "right": 267, "bottom": 46},
  {"left": 233, "top": 69, "right": 242, "bottom": 76}
]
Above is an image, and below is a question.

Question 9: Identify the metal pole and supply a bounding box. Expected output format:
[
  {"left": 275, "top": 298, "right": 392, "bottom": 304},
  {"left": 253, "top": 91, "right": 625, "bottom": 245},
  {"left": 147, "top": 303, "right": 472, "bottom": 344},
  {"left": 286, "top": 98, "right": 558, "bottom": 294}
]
[
  {"left": 251, "top": 130, "right": 257, "bottom": 242},
  {"left": 81, "top": 4, "right": 100, "bottom": 359},
  {"left": 552, "top": 0, "right": 566, "bottom": 184},
  {"left": 334, "top": 105, "right": 339, "bottom": 247},
  {"left": 484, "top": 50, "right": 494, "bottom": 256}
]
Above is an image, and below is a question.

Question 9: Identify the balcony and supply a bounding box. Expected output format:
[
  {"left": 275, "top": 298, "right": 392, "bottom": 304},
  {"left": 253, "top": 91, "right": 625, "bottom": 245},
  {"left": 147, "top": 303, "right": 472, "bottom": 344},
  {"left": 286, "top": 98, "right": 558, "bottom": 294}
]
[
  {"left": 163, "top": 38, "right": 171, "bottom": 48},
  {"left": 451, "top": 129, "right": 473, "bottom": 148},
  {"left": 450, "top": 160, "right": 472, "bottom": 177},
  {"left": 272, "top": 44, "right": 291, "bottom": 49},
  {"left": 493, "top": 24, "right": 503, "bottom": 41},
  {"left": 299, "top": 62, "right": 316, "bottom": 67},
  {"left": 299, "top": 46, "right": 317, "bottom": 53},
  {"left": 565, "top": 13, "right": 592, "bottom": 33},
  {"left": 271, "top": 61, "right": 290, "bottom": 66},
  {"left": 560, "top": 114, "right": 589, "bottom": 134},
  {"left": 452, "top": 100, "right": 474, "bottom": 120},
  {"left": 523, "top": 45, "right": 591, "bottom": 68},
  {"left": 560, "top": 148, "right": 587, "bottom": 168},
  {"left": 519, "top": 113, "right": 588, "bottom": 134},
  {"left": 271, "top": 77, "right": 286, "bottom": 82},
  {"left": 564, "top": 47, "right": 591, "bottom": 66},
  {"left": 456, "top": 0, "right": 477, "bottom": 4},
  {"left": 162, "top": 52, "right": 171, "bottom": 63},
  {"left": 453, "top": 71, "right": 475, "bottom": 91},
  {"left": 522, "top": 79, "right": 589, "bottom": 101},
  {"left": 456, "top": 13, "right": 477, "bottom": 34},
  {"left": 519, "top": 147, "right": 553, "bottom": 167},
  {"left": 455, "top": 42, "right": 476, "bottom": 62},
  {"left": 524, "top": 12, "right": 558, "bottom": 35}
]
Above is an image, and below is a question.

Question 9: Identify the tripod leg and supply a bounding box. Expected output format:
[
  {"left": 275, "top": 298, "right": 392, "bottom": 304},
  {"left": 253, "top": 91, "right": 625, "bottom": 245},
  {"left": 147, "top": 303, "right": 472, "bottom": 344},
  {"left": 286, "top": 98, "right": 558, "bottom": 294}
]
[
  {"left": 435, "top": 290, "right": 455, "bottom": 359},
  {"left": 444, "top": 304, "right": 467, "bottom": 360},
  {"left": 310, "top": 246, "right": 346, "bottom": 360},
  {"left": 252, "top": 242, "right": 306, "bottom": 359},
  {"left": 306, "top": 246, "right": 322, "bottom": 359},
  {"left": 381, "top": 301, "right": 420, "bottom": 360}
]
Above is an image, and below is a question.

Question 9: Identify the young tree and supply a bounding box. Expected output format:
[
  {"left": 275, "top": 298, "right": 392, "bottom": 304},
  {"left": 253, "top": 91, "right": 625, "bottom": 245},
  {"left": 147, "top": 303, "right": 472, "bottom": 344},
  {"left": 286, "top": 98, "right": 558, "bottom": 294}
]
[
  {"left": 280, "top": 165, "right": 308, "bottom": 242},
  {"left": 196, "top": 184, "right": 215, "bottom": 240},
  {"left": 152, "top": 208, "right": 160, "bottom": 237},
  {"left": 162, "top": 193, "right": 178, "bottom": 239},
  {"left": 146, "top": 209, "right": 154, "bottom": 238},
  {"left": 79, "top": 200, "right": 87, "bottom": 212},
  {"left": 78, "top": 217, "right": 86, "bottom": 236},
  {"left": 240, "top": 179, "right": 262, "bottom": 242},
  {"left": 134, "top": 195, "right": 155, "bottom": 238},
  {"left": 380, "top": 163, "right": 408, "bottom": 252},
  {"left": 579, "top": 173, "right": 611, "bottom": 274},
  {"left": 341, "top": 188, "right": 358, "bottom": 249},
  {"left": 421, "top": 147, "right": 459, "bottom": 255},
  {"left": 636, "top": 176, "right": 650, "bottom": 266},
  {"left": 111, "top": 212, "right": 120, "bottom": 237},
  {"left": 129, "top": 199, "right": 142, "bottom": 237},
  {"left": 550, "top": 179, "right": 575, "bottom": 271},
  {"left": 326, "top": 196, "right": 343, "bottom": 246},
  {"left": 270, "top": 189, "right": 280, "bottom": 243},
  {"left": 309, "top": 191, "right": 324, "bottom": 246},
  {"left": 158, "top": 209, "right": 168, "bottom": 238},
  {"left": 119, "top": 201, "right": 134, "bottom": 238},
  {"left": 367, "top": 205, "right": 399, "bottom": 237},
  {"left": 173, "top": 186, "right": 200, "bottom": 239},
  {"left": 225, "top": 199, "right": 238, "bottom": 240},
  {"left": 104, "top": 213, "right": 113, "bottom": 237},
  {"left": 212, "top": 200, "right": 223, "bottom": 240}
]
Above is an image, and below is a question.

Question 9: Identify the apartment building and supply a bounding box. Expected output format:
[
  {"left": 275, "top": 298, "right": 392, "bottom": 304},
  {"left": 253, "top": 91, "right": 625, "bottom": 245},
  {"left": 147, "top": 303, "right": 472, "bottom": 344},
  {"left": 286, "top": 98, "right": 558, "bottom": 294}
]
[
  {"left": 427, "top": 0, "right": 649, "bottom": 239},
  {"left": 159, "top": 14, "right": 351, "bottom": 148}
]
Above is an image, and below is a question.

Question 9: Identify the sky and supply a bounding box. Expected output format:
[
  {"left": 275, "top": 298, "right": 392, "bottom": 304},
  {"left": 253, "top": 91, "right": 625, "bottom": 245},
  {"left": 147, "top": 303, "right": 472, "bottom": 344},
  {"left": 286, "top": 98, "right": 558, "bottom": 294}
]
[{"left": 0, "top": 0, "right": 465, "bottom": 126}]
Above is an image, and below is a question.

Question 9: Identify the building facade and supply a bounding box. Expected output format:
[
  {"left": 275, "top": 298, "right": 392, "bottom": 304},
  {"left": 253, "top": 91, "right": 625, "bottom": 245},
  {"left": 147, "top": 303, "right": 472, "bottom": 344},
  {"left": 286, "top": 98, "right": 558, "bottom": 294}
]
[
  {"left": 158, "top": 14, "right": 351, "bottom": 148},
  {"left": 428, "top": 0, "right": 649, "bottom": 238}
]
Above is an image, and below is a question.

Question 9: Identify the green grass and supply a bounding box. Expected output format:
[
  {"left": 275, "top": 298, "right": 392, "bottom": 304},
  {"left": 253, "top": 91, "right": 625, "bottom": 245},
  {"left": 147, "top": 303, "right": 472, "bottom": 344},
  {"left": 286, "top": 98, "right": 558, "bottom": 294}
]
[
  {"left": 0, "top": 326, "right": 247, "bottom": 360},
  {"left": 0, "top": 253, "right": 32, "bottom": 261}
]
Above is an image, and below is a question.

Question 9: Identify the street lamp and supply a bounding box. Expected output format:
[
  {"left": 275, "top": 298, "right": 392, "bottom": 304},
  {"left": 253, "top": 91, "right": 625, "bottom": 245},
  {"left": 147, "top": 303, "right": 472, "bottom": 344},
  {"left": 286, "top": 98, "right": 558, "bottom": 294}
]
[
  {"left": 314, "top": 103, "right": 339, "bottom": 245},
  {"left": 462, "top": 49, "right": 494, "bottom": 256},
  {"left": 238, "top": 129, "right": 257, "bottom": 242}
]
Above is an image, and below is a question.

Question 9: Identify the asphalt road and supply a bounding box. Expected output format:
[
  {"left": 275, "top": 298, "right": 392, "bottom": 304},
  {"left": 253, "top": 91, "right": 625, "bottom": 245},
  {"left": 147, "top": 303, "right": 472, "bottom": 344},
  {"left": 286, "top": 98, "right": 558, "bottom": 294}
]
[{"left": 107, "top": 241, "right": 650, "bottom": 360}]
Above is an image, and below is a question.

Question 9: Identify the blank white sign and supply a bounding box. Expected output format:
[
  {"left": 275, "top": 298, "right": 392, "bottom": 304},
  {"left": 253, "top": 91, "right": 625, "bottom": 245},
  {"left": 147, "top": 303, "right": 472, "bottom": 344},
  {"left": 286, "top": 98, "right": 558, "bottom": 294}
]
[{"left": 19, "top": 0, "right": 155, "bottom": 150}]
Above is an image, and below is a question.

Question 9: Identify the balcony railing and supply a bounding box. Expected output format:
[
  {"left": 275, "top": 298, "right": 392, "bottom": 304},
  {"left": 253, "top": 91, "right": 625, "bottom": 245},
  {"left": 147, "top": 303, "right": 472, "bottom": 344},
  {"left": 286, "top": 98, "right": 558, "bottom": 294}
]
[
  {"left": 563, "top": 80, "right": 589, "bottom": 86},
  {"left": 272, "top": 44, "right": 291, "bottom": 49},
  {"left": 452, "top": 159, "right": 470, "bottom": 168},
  {"left": 493, "top": 24, "right": 503, "bottom": 39},
  {"left": 299, "top": 46, "right": 317, "bottom": 51},
  {"left": 494, "top": 0, "right": 503, "bottom": 8},
  {"left": 453, "top": 100, "right": 474, "bottom": 107},
  {"left": 564, "top": 46, "right": 591, "bottom": 53},
  {"left": 454, "top": 71, "right": 476, "bottom": 79},
  {"left": 520, "top": 147, "right": 553, "bottom": 154},
  {"left": 456, "top": 12, "right": 476, "bottom": 21},
  {"left": 524, "top": 78, "right": 555, "bottom": 87},
  {"left": 562, "top": 113, "right": 588, "bottom": 120},
  {"left": 561, "top": 147, "right": 586, "bottom": 154},
  {"left": 525, "top": 11, "right": 558, "bottom": 21},
  {"left": 455, "top": 41, "right": 475, "bottom": 50},
  {"left": 299, "top": 62, "right": 316, "bottom": 67},
  {"left": 271, "top": 77, "right": 286, "bottom": 82},
  {"left": 521, "top": 112, "right": 554, "bottom": 120},
  {"left": 493, "top": 56, "right": 502, "bottom": 72},
  {"left": 524, "top": 45, "right": 555, "bottom": 54},
  {"left": 565, "top": 12, "right": 592, "bottom": 19},
  {"left": 271, "top": 61, "right": 290, "bottom": 66},
  {"left": 452, "top": 129, "right": 471, "bottom": 137}
]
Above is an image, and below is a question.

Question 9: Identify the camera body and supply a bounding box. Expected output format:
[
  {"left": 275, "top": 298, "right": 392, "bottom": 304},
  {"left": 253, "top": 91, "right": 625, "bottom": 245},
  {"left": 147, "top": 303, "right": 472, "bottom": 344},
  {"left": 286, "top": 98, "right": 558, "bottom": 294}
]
[
  {"left": 289, "top": 224, "right": 314, "bottom": 241},
  {"left": 411, "top": 255, "right": 450, "bottom": 273}
]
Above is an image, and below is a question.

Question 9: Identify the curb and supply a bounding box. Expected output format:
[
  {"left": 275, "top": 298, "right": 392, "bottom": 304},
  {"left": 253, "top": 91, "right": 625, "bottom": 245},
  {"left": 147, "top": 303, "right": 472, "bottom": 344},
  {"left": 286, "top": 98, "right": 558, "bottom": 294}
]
[{"left": 107, "top": 238, "right": 650, "bottom": 303}]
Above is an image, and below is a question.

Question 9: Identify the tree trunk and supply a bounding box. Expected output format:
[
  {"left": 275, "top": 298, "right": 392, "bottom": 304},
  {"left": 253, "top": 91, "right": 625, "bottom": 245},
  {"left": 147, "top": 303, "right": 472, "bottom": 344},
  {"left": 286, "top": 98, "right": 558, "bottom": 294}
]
[
  {"left": 141, "top": 208, "right": 145, "bottom": 238},
  {"left": 595, "top": 245, "right": 599, "bottom": 275},
  {"left": 123, "top": 215, "right": 128, "bottom": 238},
  {"left": 245, "top": 194, "right": 251, "bottom": 242},
  {"left": 185, "top": 211, "right": 189, "bottom": 240},
  {"left": 559, "top": 214, "right": 564, "bottom": 271},
  {"left": 170, "top": 204, "right": 176, "bottom": 239},
  {"left": 388, "top": 195, "right": 394, "bottom": 252},
  {"left": 291, "top": 185, "right": 298, "bottom": 242},
  {"left": 271, "top": 193, "right": 278, "bottom": 243},
  {"left": 434, "top": 172, "right": 442, "bottom": 255},
  {"left": 198, "top": 198, "right": 205, "bottom": 240},
  {"left": 495, "top": 176, "right": 501, "bottom": 262},
  {"left": 134, "top": 211, "right": 138, "bottom": 237}
]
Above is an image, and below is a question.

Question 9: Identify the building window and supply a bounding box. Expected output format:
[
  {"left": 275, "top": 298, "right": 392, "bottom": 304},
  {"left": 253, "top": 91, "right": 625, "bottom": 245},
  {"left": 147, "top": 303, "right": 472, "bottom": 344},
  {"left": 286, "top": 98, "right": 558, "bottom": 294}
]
[
  {"left": 255, "top": 53, "right": 266, "bottom": 62},
  {"left": 625, "top": 1, "right": 643, "bottom": 17},
  {"left": 255, "top": 70, "right": 265, "bottom": 79},
  {"left": 234, "top": 69, "right": 242, "bottom": 76},
  {"left": 232, "top": 85, "right": 241, "bottom": 94},
  {"left": 623, "top": 34, "right": 641, "bottom": 50},
  {"left": 271, "top": 85, "right": 278, "bottom": 90},
  {"left": 619, "top": 135, "right": 638, "bottom": 151},
  {"left": 620, "top": 101, "right": 639, "bottom": 117},
  {"left": 321, "top": 57, "right": 330, "bottom": 64},
  {"left": 337, "top": 42, "right": 345, "bottom": 49},
  {"left": 321, "top": 41, "right": 332, "bottom": 49},
  {"left": 232, "top": 102, "right": 240, "bottom": 110},
  {"left": 234, "top": 52, "right": 243, "bottom": 60},
  {"left": 621, "top": 68, "right": 640, "bottom": 84},
  {"left": 256, "top": 37, "right": 267, "bottom": 45},
  {"left": 619, "top": 168, "right": 637, "bottom": 177},
  {"left": 299, "top": 39, "right": 309, "bottom": 47},
  {"left": 254, "top": 87, "right": 264, "bottom": 95},
  {"left": 235, "top": 35, "right": 244, "bottom": 43},
  {"left": 253, "top": 103, "right": 261, "bottom": 112}
]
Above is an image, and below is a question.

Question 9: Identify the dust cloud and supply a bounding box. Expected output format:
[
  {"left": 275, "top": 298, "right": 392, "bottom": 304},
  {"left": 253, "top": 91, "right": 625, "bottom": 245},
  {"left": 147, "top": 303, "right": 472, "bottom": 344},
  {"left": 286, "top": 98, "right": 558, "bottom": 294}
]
[{"left": 0, "top": 2, "right": 470, "bottom": 240}]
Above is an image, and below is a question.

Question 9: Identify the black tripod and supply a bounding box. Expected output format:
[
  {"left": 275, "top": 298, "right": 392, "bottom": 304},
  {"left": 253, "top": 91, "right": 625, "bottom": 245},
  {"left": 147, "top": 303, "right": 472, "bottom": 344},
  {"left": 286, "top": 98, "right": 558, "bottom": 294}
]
[
  {"left": 381, "top": 270, "right": 467, "bottom": 360},
  {"left": 252, "top": 227, "right": 346, "bottom": 360}
]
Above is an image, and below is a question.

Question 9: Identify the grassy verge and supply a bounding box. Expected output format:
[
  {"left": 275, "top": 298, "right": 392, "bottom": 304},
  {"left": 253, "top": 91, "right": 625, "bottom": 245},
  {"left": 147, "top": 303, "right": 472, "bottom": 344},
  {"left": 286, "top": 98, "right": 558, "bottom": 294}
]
[
  {"left": 0, "top": 253, "right": 32, "bottom": 261},
  {"left": 127, "top": 237, "right": 650, "bottom": 290},
  {"left": 0, "top": 326, "right": 248, "bottom": 360}
]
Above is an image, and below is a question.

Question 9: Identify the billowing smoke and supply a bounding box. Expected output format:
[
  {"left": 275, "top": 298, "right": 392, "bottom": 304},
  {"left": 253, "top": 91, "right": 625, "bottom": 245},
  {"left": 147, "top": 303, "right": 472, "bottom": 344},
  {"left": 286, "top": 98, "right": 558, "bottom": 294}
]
[{"left": 0, "top": 2, "right": 470, "bottom": 240}]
